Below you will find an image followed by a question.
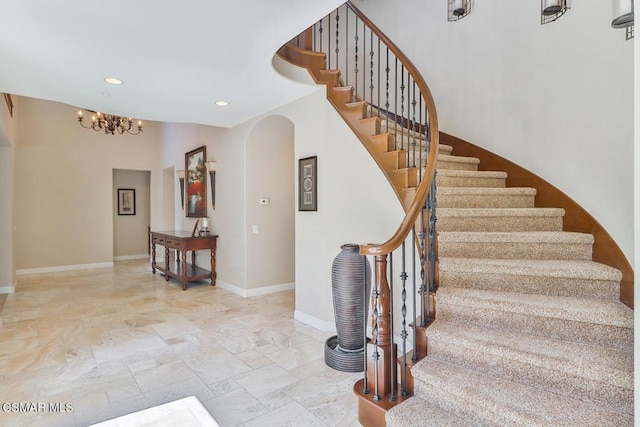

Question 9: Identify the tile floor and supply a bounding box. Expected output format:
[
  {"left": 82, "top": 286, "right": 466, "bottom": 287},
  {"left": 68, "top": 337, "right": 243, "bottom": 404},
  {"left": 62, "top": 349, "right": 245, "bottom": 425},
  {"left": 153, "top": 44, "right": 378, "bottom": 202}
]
[{"left": 0, "top": 260, "right": 362, "bottom": 427}]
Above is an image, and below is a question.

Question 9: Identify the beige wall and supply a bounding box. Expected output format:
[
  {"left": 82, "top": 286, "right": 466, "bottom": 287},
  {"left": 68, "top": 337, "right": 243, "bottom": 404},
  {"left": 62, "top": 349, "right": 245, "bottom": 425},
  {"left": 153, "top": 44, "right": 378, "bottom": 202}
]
[
  {"left": 0, "top": 147, "right": 15, "bottom": 291},
  {"left": 113, "top": 169, "right": 151, "bottom": 259},
  {"left": 160, "top": 123, "right": 247, "bottom": 288},
  {"left": 245, "top": 115, "right": 295, "bottom": 290},
  {"left": 15, "top": 97, "right": 163, "bottom": 271},
  {"left": 0, "top": 95, "right": 17, "bottom": 291}
]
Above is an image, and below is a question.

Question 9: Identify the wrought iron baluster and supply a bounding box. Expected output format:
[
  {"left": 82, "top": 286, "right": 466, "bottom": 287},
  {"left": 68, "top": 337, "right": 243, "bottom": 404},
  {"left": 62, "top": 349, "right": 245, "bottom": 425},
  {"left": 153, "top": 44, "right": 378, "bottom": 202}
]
[
  {"left": 394, "top": 58, "right": 398, "bottom": 150},
  {"left": 377, "top": 38, "right": 381, "bottom": 117},
  {"left": 319, "top": 17, "right": 323, "bottom": 53},
  {"left": 420, "top": 197, "right": 428, "bottom": 327},
  {"left": 419, "top": 96, "right": 424, "bottom": 178},
  {"left": 328, "top": 11, "right": 332, "bottom": 69},
  {"left": 389, "top": 252, "right": 396, "bottom": 401},
  {"left": 429, "top": 178, "right": 437, "bottom": 296},
  {"left": 400, "top": 241, "right": 408, "bottom": 396},
  {"left": 385, "top": 47, "right": 390, "bottom": 126},
  {"left": 411, "top": 80, "right": 417, "bottom": 169},
  {"left": 362, "top": 27, "right": 367, "bottom": 104},
  {"left": 411, "top": 227, "right": 417, "bottom": 361},
  {"left": 335, "top": 9, "right": 340, "bottom": 70},
  {"left": 345, "top": 7, "right": 349, "bottom": 87},
  {"left": 354, "top": 17, "right": 359, "bottom": 101},
  {"left": 400, "top": 66, "right": 406, "bottom": 158},
  {"left": 363, "top": 255, "right": 370, "bottom": 394},
  {"left": 372, "top": 259, "right": 380, "bottom": 402},
  {"left": 369, "top": 30, "right": 374, "bottom": 113}
]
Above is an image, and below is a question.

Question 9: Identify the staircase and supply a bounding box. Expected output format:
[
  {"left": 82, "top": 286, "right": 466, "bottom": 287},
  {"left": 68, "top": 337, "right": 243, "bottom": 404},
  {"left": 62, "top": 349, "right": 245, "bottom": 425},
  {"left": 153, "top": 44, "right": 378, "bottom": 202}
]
[
  {"left": 277, "top": 2, "right": 634, "bottom": 425},
  {"left": 385, "top": 144, "right": 634, "bottom": 426}
]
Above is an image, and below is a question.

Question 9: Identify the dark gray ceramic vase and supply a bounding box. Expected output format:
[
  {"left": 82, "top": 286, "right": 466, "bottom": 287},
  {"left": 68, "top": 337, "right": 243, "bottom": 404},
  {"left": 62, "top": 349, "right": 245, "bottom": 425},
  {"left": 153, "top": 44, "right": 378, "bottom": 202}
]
[{"left": 324, "top": 243, "right": 371, "bottom": 372}]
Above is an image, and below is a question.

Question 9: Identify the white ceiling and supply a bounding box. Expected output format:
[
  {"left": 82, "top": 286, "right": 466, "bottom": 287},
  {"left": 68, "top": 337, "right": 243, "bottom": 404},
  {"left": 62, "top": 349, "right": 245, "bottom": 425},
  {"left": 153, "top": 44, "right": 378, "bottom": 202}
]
[{"left": 0, "top": 0, "right": 344, "bottom": 128}]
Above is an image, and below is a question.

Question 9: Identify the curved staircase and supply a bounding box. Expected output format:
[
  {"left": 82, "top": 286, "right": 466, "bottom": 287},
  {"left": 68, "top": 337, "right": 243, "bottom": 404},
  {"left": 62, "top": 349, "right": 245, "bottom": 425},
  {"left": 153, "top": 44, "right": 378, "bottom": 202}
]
[
  {"left": 277, "top": 2, "right": 633, "bottom": 425},
  {"left": 386, "top": 144, "right": 634, "bottom": 426}
]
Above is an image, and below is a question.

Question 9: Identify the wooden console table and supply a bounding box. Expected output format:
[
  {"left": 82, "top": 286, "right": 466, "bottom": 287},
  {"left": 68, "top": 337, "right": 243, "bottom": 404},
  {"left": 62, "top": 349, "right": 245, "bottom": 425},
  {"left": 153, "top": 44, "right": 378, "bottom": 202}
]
[{"left": 150, "top": 230, "right": 218, "bottom": 290}]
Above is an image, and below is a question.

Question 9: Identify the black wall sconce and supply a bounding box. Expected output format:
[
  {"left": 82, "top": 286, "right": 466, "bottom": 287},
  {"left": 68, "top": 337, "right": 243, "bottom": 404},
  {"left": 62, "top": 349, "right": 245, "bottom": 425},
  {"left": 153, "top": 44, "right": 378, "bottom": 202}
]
[
  {"left": 448, "top": 0, "right": 471, "bottom": 21},
  {"left": 205, "top": 161, "right": 217, "bottom": 210},
  {"left": 612, "top": 0, "right": 634, "bottom": 39},
  {"left": 176, "top": 170, "right": 185, "bottom": 210},
  {"left": 541, "top": 0, "right": 569, "bottom": 24}
]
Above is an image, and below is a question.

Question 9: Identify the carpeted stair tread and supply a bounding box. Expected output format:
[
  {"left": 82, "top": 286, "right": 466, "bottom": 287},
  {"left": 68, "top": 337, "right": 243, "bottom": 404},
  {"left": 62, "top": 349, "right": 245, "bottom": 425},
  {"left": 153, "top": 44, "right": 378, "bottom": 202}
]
[
  {"left": 437, "top": 170, "right": 507, "bottom": 188},
  {"left": 437, "top": 154, "right": 480, "bottom": 171},
  {"left": 438, "top": 208, "right": 565, "bottom": 232},
  {"left": 438, "top": 144, "right": 453, "bottom": 155},
  {"left": 438, "top": 257, "right": 620, "bottom": 281},
  {"left": 436, "top": 169, "right": 507, "bottom": 179},
  {"left": 438, "top": 207, "right": 565, "bottom": 217},
  {"left": 409, "top": 357, "right": 633, "bottom": 426},
  {"left": 424, "top": 319, "right": 633, "bottom": 414},
  {"left": 438, "top": 231, "right": 594, "bottom": 260},
  {"left": 386, "top": 394, "right": 472, "bottom": 427},
  {"left": 438, "top": 257, "right": 621, "bottom": 300},
  {"left": 436, "top": 287, "right": 632, "bottom": 352},
  {"left": 437, "top": 187, "right": 536, "bottom": 208},
  {"left": 437, "top": 187, "right": 536, "bottom": 196},
  {"left": 437, "top": 287, "right": 632, "bottom": 328},
  {"left": 438, "top": 230, "right": 592, "bottom": 244}
]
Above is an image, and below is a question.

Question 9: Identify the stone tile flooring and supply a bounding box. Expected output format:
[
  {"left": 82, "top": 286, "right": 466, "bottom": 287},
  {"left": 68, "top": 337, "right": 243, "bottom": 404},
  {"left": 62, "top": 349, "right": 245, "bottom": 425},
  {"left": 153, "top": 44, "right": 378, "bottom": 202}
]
[{"left": 0, "top": 260, "right": 362, "bottom": 427}]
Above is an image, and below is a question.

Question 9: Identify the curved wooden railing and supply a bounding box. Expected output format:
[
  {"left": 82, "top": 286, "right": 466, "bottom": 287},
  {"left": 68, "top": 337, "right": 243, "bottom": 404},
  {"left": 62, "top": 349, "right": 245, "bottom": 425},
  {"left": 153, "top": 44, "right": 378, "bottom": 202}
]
[{"left": 279, "top": 1, "right": 439, "bottom": 421}]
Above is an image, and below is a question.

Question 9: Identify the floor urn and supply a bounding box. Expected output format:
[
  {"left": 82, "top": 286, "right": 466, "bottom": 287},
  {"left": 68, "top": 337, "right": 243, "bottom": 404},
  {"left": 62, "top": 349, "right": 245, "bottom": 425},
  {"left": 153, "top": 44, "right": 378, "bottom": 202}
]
[{"left": 324, "top": 243, "right": 371, "bottom": 372}]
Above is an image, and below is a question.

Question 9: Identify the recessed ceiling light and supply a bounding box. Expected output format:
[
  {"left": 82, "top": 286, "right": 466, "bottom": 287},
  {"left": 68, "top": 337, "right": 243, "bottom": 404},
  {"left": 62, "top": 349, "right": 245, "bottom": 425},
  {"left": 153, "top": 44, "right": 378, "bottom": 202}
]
[
  {"left": 215, "top": 100, "right": 229, "bottom": 107},
  {"left": 104, "top": 77, "right": 123, "bottom": 85}
]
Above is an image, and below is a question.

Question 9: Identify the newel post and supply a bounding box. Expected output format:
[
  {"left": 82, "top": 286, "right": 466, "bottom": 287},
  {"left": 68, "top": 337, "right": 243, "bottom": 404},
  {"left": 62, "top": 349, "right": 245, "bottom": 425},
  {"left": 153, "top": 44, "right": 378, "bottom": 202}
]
[{"left": 366, "top": 254, "right": 396, "bottom": 400}]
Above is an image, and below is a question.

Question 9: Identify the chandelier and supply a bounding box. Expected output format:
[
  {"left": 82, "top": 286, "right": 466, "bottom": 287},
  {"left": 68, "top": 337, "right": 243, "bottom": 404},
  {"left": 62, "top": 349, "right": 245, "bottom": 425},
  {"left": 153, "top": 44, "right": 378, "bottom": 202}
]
[{"left": 77, "top": 110, "right": 143, "bottom": 135}]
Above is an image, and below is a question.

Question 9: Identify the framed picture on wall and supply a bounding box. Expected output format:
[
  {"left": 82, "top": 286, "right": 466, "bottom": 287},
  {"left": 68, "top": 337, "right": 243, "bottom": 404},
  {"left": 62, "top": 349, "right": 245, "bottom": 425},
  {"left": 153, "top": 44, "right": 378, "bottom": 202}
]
[
  {"left": 185, "top": 145, "right": 207, "bottom": 218},
  {"left": 298, "top": 156, "right": 317, "bottom": 212},
  {"left": 117, "top": 189, "right": 136, "bottom": 215}
]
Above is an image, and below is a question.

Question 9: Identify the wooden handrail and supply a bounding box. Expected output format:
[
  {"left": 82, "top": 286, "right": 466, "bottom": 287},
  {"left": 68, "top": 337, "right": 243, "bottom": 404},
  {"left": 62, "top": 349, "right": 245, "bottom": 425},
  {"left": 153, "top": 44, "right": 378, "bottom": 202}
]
[{"left": 345, "top": 0, "right": 439, "bottom": 256}]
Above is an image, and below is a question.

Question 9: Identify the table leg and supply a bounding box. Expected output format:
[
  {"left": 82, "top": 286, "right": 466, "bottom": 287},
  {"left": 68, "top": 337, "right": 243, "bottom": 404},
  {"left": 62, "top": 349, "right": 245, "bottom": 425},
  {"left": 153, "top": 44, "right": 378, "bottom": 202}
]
[
  {"left": 164, "top": 247, "right": 170, "bottom": 281},
  {"left": 151, "top": 242, "right": 156, "bottom": 274},
  {"left": 211, "top": 247, "right": 217, "bottom": 286},
  {"left": 181, "top": 250, "right": 188, "bottom": 290}
]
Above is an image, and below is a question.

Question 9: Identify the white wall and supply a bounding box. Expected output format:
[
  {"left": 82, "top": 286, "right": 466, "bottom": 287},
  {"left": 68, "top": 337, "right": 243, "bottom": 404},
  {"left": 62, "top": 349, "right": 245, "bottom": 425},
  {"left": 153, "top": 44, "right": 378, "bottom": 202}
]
[
  {"left": 113, "top": 169, "right": 151, "bottom": 259},
  {"left": 0, "top": 95, "right": 16, "bottom": 291},
  {"left": 274, "top": 90, "right": 406, "bottom": 328},
  {"left": 357, "top": 0, "right": 635, "bottom": 264},
  {"left": 245, "top": 116, "right": 295, "bottom": 290},
  {"left": 15, "top": 97, "right": 163, "bottom": 271}
]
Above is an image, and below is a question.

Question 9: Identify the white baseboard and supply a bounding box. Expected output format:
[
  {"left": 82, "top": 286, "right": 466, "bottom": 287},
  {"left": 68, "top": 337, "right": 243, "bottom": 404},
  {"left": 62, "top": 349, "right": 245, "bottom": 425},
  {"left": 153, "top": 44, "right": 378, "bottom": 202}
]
[
  {"left": 246, "top": 282, "right": 295, "bottom": 297},
  {"left": 294, "top": 310, "right": 336, "bottom": 333},
  {"left": 0, "top": 279, "right": 16, "bottom": 294},
  {"left": 16, "top": 261, "right": 114, "bottom": 276},
  {"left": 216, "top": 280, "right": 295, "bottom": 298},
  {"left": 113, "top": 254, "right": 149, "bottom": 261},
  {"left": 214, "top": 280, "right": 244, "bottom": 296}
]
